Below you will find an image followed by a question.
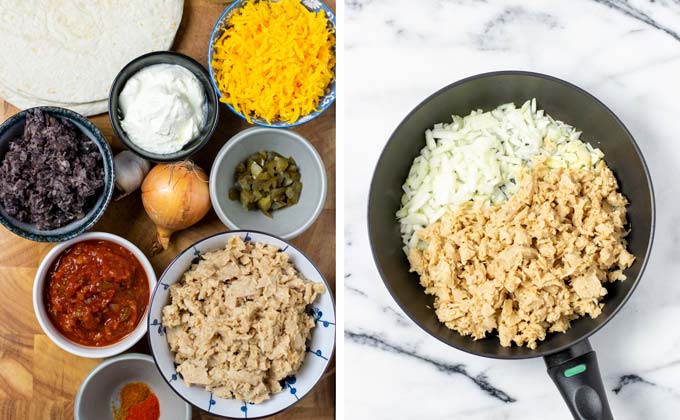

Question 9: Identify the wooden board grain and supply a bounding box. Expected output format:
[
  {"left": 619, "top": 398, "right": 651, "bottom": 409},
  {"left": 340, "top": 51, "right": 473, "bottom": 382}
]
[{"left": 0, "top": 1, "right": 336, "bottom": 419}]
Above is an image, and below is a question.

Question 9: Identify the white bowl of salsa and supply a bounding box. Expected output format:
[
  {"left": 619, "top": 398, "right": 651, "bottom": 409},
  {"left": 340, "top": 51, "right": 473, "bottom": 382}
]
[{"left": 33, "top": 232, "right": 157, "bottom": 358}]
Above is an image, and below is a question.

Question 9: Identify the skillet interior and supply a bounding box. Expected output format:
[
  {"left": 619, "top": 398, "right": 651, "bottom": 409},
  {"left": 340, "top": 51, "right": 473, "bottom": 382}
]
[{"left": 368, "top": 71, "right": 654, "bottom": 359}]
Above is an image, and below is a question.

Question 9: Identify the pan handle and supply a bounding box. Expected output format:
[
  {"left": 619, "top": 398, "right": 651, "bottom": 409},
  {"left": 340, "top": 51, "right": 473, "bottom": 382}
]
[{"left": 543, "top": 339, "right": 613, "bottom": 420}]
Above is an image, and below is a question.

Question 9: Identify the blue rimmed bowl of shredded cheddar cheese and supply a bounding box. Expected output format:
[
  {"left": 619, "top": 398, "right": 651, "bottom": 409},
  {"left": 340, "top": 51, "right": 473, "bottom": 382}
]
[{"left": 208, "top": 0, "right": 336, "bottom": 128}]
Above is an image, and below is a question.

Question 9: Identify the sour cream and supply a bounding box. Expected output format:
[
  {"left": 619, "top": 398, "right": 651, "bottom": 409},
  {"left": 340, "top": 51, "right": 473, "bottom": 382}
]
[{"left": 119, "top": 64, "right": 206, "bottom": 155}]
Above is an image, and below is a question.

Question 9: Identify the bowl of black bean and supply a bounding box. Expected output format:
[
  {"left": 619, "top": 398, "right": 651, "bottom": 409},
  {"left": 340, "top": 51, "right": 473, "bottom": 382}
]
[{"left": 0, "top": 107, "right": 114, "bottom": 242}]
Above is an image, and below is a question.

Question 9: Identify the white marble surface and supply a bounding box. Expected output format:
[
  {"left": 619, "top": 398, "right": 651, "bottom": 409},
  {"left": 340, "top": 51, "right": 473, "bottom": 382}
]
[{"left": 344, "top": 1, "right": 680, "bottom": 419}]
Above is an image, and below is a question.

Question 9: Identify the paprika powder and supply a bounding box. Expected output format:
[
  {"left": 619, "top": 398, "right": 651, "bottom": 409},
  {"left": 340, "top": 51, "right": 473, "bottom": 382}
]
[{"left": 113, "top": 382, "right": 160, "bottom": 420}]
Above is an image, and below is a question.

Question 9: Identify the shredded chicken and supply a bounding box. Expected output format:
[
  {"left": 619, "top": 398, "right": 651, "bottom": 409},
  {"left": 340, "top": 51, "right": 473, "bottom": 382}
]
[
  {"left": 409, "top": 159, "right": 634, "bottom": 349},
  {"left": 162, "top": 236, "right": 326, "bottom": 403}
]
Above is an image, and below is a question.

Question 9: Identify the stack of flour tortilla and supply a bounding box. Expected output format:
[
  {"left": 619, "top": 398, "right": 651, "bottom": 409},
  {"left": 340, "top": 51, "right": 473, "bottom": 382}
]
[{"left": 0, "top": 0, "right": 184, "bottom": 116}]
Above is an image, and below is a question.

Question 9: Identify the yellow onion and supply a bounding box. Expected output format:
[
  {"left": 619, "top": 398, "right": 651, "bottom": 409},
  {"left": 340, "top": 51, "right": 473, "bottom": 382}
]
[{"left": 141, "top": 161, "right": 211, "bottom": 250}]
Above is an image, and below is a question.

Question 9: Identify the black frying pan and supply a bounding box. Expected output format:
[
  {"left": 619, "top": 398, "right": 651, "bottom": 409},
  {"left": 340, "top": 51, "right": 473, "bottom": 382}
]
[{"left": 368, "top": 71, "right": 655, "bottom": 420}]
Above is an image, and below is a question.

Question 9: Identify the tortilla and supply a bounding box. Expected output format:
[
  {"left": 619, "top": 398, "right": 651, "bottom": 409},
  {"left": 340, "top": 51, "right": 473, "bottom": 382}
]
[
  {"left": 0, "top": 0, "right": 183, "bottom": 104},
  {"left": 0, "top": 81, "right": 107, "bottom": 116}
]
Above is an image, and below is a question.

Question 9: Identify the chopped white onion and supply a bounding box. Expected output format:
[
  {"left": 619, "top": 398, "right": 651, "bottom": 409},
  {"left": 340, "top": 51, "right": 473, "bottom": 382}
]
[{"left": 397, "top": 99, "right": 604, "bottom": 250}]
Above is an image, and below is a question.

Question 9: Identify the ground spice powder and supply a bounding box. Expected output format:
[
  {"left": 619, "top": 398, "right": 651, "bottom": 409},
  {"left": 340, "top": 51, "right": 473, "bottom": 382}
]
[
  {"left": 125, "top": 393, "right": 160, "bottom": 420},
  {"left": 113, "top": 382, "right": 159, "bottom": 420}
]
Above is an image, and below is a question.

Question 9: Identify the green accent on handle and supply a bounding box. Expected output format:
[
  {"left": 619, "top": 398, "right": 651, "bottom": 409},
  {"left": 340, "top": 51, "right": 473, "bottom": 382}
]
[{"left": 564, "top": 364, "right": 587, "bottom": 378}]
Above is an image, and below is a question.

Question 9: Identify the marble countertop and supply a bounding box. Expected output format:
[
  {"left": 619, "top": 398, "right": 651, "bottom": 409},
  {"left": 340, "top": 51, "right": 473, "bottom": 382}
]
[{"left": 344, "top": 1, "right": 680, "bottom": 419}]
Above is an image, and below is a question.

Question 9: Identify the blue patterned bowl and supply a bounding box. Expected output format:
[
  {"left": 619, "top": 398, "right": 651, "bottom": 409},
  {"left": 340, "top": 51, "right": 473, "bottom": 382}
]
[
  {"left": 0, "top": 107, "right": 115, "bottom": 242},
  {"left": 208, "top": 0, "right": 336, "bottom": 128},
  {"left": 147, "top": 230, "right": 335, "bottom": 419}
]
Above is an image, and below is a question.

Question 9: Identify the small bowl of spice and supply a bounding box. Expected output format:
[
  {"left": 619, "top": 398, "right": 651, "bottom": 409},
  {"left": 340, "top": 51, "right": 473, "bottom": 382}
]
[
  {"left": 33, "top": 232, "right": 157, "bottom": 358},
  {"left": 74, "top": 353, "right": 191, "bottom": 420},
  {"left": 0, "top": 107, "right": 114, "bottom": 242},
  {"left": 209, "top": 127, "right": 327, "bottom": 240},
  {"left": 109, "top": 51, "right": 219, "bottom": 162}
]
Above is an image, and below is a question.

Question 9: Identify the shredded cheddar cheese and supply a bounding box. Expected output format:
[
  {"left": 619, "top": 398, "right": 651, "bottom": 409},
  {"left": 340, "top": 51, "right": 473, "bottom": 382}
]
[{"left": 211, "top": 0, "right": 335, "bottom": 124}]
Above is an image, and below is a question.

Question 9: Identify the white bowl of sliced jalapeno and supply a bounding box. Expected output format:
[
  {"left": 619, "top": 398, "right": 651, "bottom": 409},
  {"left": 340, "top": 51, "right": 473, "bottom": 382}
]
[{"left": 209, "top": 127, "right": 327, "bottom": 240}]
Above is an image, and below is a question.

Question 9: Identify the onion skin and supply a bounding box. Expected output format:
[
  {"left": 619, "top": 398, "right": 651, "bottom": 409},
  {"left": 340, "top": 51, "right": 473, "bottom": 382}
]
[{"left": 141, "top": 161, "right": 211, "bottom": 250}]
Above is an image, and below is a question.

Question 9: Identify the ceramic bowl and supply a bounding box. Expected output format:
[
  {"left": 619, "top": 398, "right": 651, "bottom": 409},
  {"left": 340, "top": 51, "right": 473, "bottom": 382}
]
[
  {"left": 147, "top": 231, "right": 335, "bottom": 419},
  {"left": 0, "top": 107, "right": 114, "bottom": 242},
  {"left": 109, "top": 51, "right": 219, "bottom": 162},
  {"left": 208, "top": 0, "right": 336, "bottom": 127},
  {"left": 209, "top": 127, "right": 327, "bottom": 240},
  {"left": 33, "top": 232, "right": 157, "bottom": 358},
  {"left": 74, "top": 353, "right": 192, "bottom": 420}
]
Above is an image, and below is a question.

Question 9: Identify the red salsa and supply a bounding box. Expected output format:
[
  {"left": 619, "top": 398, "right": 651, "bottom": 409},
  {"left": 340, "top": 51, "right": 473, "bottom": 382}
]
[{"left": 44, "top": 240, "right": 149, "bottom": 347}]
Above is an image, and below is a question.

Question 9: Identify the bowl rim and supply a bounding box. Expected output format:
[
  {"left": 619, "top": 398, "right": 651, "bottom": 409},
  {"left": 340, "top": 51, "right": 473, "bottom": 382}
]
[
  {"left": 73, "top": 352, "right": 192, "bottom": 420},
  {"left": 146, "top": 229, "right": 336, "bottom": 419},
  {"left": 367, "top": 69, "right": 656, "bottom": 360},
  {"left": 208, "top": 127, "right": 327, "bottom": 240},
  {"left": 108, "top": 51, "right": 220, "bottom": 163},
  {"left": 207, "top": 0, "right": 336, "bottom": 128},
  {"left": 0, "top": 106, "right": 115, "bottom": 242},
  {"left": 32, "top": 232, "right": 157, "bottom": 358}
]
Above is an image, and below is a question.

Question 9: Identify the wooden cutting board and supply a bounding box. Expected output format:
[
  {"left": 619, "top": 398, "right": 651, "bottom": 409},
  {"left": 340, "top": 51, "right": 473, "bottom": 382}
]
[{"left": 0, "top": 1, "right": 336, "bottom": 419}]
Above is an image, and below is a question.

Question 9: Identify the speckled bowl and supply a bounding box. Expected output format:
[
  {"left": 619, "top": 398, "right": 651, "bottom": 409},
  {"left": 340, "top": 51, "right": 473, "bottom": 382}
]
[
  {"left": 208, "top": 0, "right": 336, "bottom": 128},
  {"left": 147, "top": 231, "right": 335, "bottom": 419},
  {"left": 0, "top": 107, "right": 115, "bottom": 242},
  {"left": 74, "top": 353, "right": 192, "bottom": 420},
  {"left": 109, "top": 51, "right": 219, "bottom": 162}
]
